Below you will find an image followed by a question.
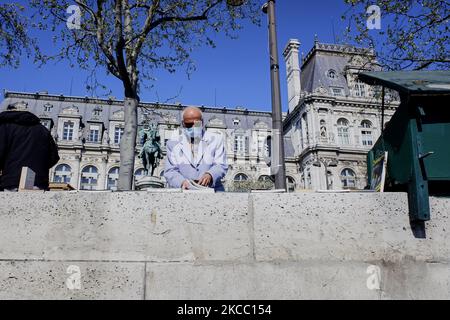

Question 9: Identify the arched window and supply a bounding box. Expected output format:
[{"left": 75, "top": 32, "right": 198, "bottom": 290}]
[
  {"left": 361, "top": 120, "right": 372, "bottom": 128},
  {"left": 341, "top": 168, "right": 356, "bottom": 189},
  {"left": 232, "top": 173, "right": 249, "bottom": 193},
  {"left": 258, "top": 175, "right": 273, "bottom": 182},
  {"left": 234, "top": 173, "right": 248, "bottom": 182},
  {"left": 257, "top": 175, "right": 274, "bottom": 190},
  {"left": 286, "top": 176, "right": 296, "bottom": 193},
  {"left": 106, "top": 167, "right": 119, "bottom": 191},
  {"left": 134, "top": 168, "right": 146, "bottom": 181},
  {"left": 327, "top": 69, "right": 337, "bottom": 79},
  {"left": 80, "top": 165, "right": 98, "bottom": 190},
  {"left": 337, "top": 118, "right": 350, "bottom": 145},
  {"left": 53, "top": 164, "right": 71, "bottom": 184},
  {"left": 361, "top": 120, "right": 373, "bottom": 146}
]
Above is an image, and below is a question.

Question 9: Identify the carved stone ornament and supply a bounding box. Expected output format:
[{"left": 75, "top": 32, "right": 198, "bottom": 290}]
[
  {"left": 207, "top": 117, "right": 226, "bottom": 128},
  {"left": 254, "top": 120, "right": 269, "bottom": 130},
  {"left": 111, "top": 110, "right": 125, "bottom": 121},
  {"left": 61, "top": 105, "right": 80, "bottom": 115},
  {"left": 314, "top": 86, "right": 329, "bottom": 95}
]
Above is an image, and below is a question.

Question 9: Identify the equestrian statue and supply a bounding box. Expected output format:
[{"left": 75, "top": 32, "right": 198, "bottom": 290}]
[{"left": 138, "top": 123, "right": 163, "bottom": 177}]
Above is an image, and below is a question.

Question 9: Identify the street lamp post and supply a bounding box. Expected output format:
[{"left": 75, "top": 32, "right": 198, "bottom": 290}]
[
  {"left": 262, "top": 0, "right": 287, "bottom": 190},
  {"left": 313, "top": 158, "right": 338, "bottom": 190}
]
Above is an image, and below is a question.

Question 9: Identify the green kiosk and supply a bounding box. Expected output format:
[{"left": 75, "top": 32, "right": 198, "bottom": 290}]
[{"left": 359, "top": 71, "right": 450, "bottom": 236}]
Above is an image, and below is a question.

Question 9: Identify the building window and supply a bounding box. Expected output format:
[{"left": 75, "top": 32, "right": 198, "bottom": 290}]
[
  {"left": 134, "top": 168, "right": 146, "bottom": 181},
  {"left": 341, "top": 168, "right": 356, "bottom": 189},
  {"left": 257, "top": 175, "right": 274, "bottom": 190},
  {"left": 62, "top": 121, "right": 74, "bottom": 141},
  {"left": 234, "top": 134, "right": 248, "bottom": 155},
  {"left": 234, "top": 173, "right": 248, "bottom": 182},
  {"left": 233, "top": 119, "right": 240, "bottom": 126},
  {"left": 114, "top": 126, "right": 124, "bottom": 144},
  {"left": 327, "top": 69, "right": 337, "bottom": 79},
  {"left": 88, "top": 125, "right": 100, "bottom": 143},
  {"left": 337, "top": 118, "right": 350, "bottom": 145},
  {"left": 361, "top": 120, "right": 372, "bottom": 128},
  {"left": 286, "top": 176, "right": 296, "bottom": 193},
  {"left": 331, "top": 87, "right": 344, "bottom": 96},
  {"left": 80, "top": 165, "right": 98, "bottom": 190},
  {"left": 361, "top": 120, "right": 373, "bottom": 146},
  {"left": 53, "top": 164, "right": 71, "bottom": 184},
  {"left": 258, "top": 175, "right": 272, "bottom": 182},
  {"left": 354, "top": 79, "right": 366, "bottom": 97},
  {"left": 233, "top": 173, "right": 249, "bottom": 193},
  {"left": 257, "top": 136, "right": 267, "bottom": 156},
  {"left": 41, "top": 119, "right": 52, "bottom": 131},
  {"left": 106, "top": 167, "right": 119, "bottom": 191}
]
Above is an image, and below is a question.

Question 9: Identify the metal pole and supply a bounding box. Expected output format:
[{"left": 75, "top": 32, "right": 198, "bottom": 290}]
[
  {"left": 381, "top": 86, "right": 385, "bottom": 134},
  {"left": 324, "top": 161, "right": 330, "bottom": 190},
  {"left": 263, "top": 0, "right": 287, "bottom": 190}
]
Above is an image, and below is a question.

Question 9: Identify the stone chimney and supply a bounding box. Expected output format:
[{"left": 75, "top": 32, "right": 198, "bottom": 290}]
[{"left": 283, "top": 39, "right": 301, "bottom": 113}]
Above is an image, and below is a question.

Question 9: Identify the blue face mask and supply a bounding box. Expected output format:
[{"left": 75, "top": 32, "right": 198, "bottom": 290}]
[
  {"left": 184, "top": 127, "right": 195, "bottom": 138},
  {"left": 184, "top": 122, "right": 203, "bottom": 140}
]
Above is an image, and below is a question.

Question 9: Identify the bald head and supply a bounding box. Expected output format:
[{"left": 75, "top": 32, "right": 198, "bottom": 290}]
[{"left": 182, "top": 107, "right": 203, "bottom": 128}]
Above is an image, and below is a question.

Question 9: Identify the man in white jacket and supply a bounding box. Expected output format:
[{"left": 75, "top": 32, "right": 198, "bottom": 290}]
[{"left": 164, "top": 107, "right": 228, "bottom": 191}]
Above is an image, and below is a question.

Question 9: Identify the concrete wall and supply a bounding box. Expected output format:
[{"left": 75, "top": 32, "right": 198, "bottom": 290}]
[{"left": 0, "top": 191, "right": 449, "bottom": 299}]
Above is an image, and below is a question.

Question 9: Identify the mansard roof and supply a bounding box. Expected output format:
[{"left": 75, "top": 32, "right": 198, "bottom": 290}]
[{"left": 301, "top": 42, "right": 379, "bottom": 95}]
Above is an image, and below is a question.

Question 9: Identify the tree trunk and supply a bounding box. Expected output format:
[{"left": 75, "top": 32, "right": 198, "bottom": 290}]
[{"left": 117, "top": 97, "right": 139, "bottom": 191}]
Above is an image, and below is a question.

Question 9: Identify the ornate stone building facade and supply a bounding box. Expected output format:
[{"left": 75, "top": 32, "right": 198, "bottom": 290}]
[
  {"left": 282, "top": 40, "right": 398, "bottom": 190},
  {"left": 1, "top": 40, "right": 397, "bottom": 192},
  {"left": 0, "top": 92, "right": 299, "bottom": 192}
]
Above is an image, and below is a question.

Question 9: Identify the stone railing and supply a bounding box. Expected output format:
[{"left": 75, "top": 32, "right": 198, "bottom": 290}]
[{"left": 0, "top": 191, "right": 449, "bottom": 299}]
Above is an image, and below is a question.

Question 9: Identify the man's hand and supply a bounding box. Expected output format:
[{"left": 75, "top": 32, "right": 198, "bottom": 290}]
[
  {"left": 198, "top": 173, "right": 213, "bottom": 187},
  {"left": 182, "top": 180, "right": 190, "bottom": 190}
]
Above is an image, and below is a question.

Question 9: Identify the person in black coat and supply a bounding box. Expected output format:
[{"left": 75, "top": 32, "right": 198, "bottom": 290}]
[{"left": 0, "top": 104, "right": 60, "bottom": 191}]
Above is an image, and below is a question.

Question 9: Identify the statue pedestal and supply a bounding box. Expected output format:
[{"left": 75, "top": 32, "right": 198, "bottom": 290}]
[{"left": 135, "top": 176, "right": 165, "bottom": 191}]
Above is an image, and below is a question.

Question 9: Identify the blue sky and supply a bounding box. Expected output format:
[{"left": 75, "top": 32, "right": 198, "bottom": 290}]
[{"left": 0, "top": 0, "right": 353, "bottom": 112}]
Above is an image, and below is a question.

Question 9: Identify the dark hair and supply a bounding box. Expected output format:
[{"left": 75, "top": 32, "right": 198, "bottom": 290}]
[{"left": 7, "top": 104, "right": 17, "bottom": 110}]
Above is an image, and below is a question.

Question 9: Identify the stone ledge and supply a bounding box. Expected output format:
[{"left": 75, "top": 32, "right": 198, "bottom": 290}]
[{"left": 1, "top": 191, "right": 449, "bottom": 299}]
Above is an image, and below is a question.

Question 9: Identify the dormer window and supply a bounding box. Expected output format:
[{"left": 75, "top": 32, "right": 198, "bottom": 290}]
[
  {"left": 62, "top": 121, "right": 74, "bottom": 141},
  {"left": 88, "top": 125, "right": 100, "bottom": 143},
  {"left": 114, "top": 125, "right": 124, "bottom": 144},
  {"left": 327, "top": 69, "right": 337, "bottom": 79},
  {"left": 331, "top": 87, "right": 344, "bottom": 96},
  {"left": 354, "top": 79, "right": 366, "bottom": 97}
]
